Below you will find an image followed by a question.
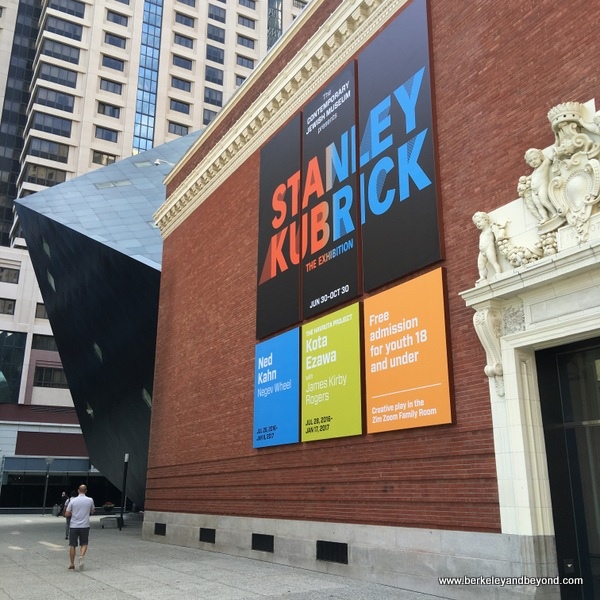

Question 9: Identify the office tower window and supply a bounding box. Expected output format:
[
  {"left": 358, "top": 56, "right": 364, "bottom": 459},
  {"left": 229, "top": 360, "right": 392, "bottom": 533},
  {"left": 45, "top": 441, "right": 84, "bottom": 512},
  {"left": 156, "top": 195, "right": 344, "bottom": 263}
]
[
  {"left": 204, "top": 87, "right": 223, "bottom": 107},
  {"left": 92, "top": 150, "right": 117, "bottom": 165},
  {"left": 26, "top": 138, "right": 70, "bottom": 163},
  {"left": 41, "top": 39, "right": 80, "bottom": 64},
  {"left": 267, "top": 0, "right": 282, "bottom": 49},
  {"left": 114, "top": 0, "right": 130, "bottom": 4},
  {"left": 105, "top": 32, "right": 127, "bottom": 48},
  {"left": 35, "top": 303, "right": 49, "bottom": 319},
  {"left": 208, "top": 4, "right": 226, "bottom": 22},
  {"left": 34, "top": 366, "right": 69, "bottom": 388},
  {"left": 39, "top": 63, "right": 78, "bottom": 88},
  {"left": 24, "top": 164, "right": 67, "bottom": 187},
  {"left": 98, "top": 102, "right": 121, "bottom": 118},
  {"left": 236, "top": 55, "right": 254, "bottom": 69},
  {"left": 293, "top": 0, "right": 307, "bottom": 7},
  {"left": 34, "top": 87, "right": 75, "bottom": 112},
  {"left": 31, "top": 112, "right": 73, "bottom": 137},
  {"left": 174, "top": 33, "right": 194, "bottom": 48},
  {"left": 0, "top": 268, "right": 19, "bottom": 284},
  {"left": 171, "top": 77, "right": 191, "bottom": 92},
  {"left": 168, "top": 122, "right": 189, "bottom": 136},
  {"left": 107, "top": 10, "right": 129, "bottom": 26},
  {"left": 46, "top": 15, "right": 83, "bottom": 40},
  {"left": 0, "top": 331, "right": 26, "bottom": 402},
  {"left": 32, "top": 334, "right": 59, "bottom": 351},
  {"left": 0, "top": 299, "right": 15, "bottom": 315},
  {"left": 100, "top": 78, "right": 123, "bottom": 95},
  {"left": 238, "top": 15, "right": 255, "bottom": 29},
  {"left": 206, "top": 45, "right": 224, "bottom": 64},
  {"left": 169, "top": 99, "right": 190, "bottom": 114},
  {"left": 95, "top": 126, "right": 119, "bottom": 142},
  {"left": 235, "top": 74, "right": 246, "bottom": 86},
  {"left": 48, "top": 0, "right": 86, "bottom": 18},
  {"left": 207, "top": 24, "right": 225, "bottom": 43},
  {"left": 173, "top": 55, "right": 193, "bottom": 70},
  {"left": 237, "top": 34, "right": 255, "bottom": 49},
  {"left": 239, "top": 0, "right": 256, "bottom": 7},
  {"left": 205, "top": 65, "right": 223, "bottom": 85},
  {"left": 175, "top": 12, "right": 195, "bottom": 27},
  {"left": 203, "top": 108, "right": 217, "bottom": 125},
  {"left": 102, "top": 55, "right": 125, "bottom": 71},
  {"left": 178, "top": 0, "right": 195, "bottom": 5}
]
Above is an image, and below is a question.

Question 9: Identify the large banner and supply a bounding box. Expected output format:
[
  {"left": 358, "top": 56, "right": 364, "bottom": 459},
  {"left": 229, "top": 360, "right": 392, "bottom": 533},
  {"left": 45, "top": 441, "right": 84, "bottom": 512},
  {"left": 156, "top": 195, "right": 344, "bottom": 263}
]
[
  {"left": 301, "top": 64, "right": 360, "bottom": 318},
  {"left": 358, "top": 0, "right": 441, "bottom": 291},
  {"left": 253, "top": 328, "right": 300, "bottom": 447},
  {"left": 256, "top": 115, "right": 302, "bottom": 339},
  {"left": 301, "top": 303, "right": 362, "bottom": 441},
  {"left": 363, "top": 268, "right": 452, "bottom": 432}
]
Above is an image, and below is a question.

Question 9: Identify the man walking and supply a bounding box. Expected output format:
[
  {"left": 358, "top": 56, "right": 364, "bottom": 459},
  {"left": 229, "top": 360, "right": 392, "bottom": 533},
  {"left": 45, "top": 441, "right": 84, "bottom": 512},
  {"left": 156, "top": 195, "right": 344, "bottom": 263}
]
[{"left": 65, "top": 484, "right": 95, "bottom": 571}]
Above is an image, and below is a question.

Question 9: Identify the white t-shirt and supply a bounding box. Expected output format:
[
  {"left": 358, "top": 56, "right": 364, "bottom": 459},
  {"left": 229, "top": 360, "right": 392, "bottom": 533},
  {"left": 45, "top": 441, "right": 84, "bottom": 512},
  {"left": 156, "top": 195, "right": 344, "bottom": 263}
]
[{"left": 67, "top": 494, "right": 95, "bottom": 528}]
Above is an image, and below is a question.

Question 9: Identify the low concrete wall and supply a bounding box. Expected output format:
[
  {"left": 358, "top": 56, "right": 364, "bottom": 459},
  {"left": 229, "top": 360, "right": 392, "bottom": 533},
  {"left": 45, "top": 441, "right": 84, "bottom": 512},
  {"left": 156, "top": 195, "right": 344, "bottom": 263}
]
[{"left": 142, "top": 511, "right": 560, "bottom": 600}]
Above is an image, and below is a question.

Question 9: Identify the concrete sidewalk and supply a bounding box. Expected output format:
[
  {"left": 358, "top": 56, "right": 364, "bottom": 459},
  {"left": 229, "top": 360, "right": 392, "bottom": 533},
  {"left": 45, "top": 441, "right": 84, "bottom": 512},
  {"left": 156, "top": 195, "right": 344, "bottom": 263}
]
[{"left": 0, "top": 513, "right": 446, "bottom": 600}]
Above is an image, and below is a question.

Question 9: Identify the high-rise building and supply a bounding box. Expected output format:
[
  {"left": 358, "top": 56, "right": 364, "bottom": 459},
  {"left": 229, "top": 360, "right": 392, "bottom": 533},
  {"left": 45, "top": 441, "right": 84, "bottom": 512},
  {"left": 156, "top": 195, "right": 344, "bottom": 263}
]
[{"left": 0, "top": 0, "right": 308, "bottom": 508}]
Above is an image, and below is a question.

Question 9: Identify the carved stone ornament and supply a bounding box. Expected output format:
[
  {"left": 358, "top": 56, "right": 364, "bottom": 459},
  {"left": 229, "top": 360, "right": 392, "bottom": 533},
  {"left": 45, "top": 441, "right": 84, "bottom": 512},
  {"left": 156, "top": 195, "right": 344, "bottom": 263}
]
[
  {"left": 473, "top": 308, "right": 504, "bottom": 396},
  {"left": 473, "top": 99, "right": 600, "bottom": 285}
]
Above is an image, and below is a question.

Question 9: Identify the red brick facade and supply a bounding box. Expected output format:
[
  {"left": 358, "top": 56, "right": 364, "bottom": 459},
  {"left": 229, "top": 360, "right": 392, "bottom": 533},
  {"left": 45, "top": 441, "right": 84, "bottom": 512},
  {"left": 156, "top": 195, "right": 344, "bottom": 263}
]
[{"left": 149, "top": 0, "right": 597, "bottom": 534}]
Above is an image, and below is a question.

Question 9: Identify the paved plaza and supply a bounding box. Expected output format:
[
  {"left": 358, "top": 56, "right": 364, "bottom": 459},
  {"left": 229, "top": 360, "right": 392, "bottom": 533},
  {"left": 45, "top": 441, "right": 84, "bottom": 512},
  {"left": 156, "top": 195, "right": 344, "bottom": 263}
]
[{"left": 0, "top": 513, "right": 445, "bottom": 600}]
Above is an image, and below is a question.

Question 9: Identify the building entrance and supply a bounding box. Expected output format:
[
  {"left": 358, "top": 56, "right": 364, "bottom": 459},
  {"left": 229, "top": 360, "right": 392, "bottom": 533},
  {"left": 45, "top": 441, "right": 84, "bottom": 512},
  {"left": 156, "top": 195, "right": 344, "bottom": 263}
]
[{"left": 537, "top": 340, "right": 600, "bottom": 599}]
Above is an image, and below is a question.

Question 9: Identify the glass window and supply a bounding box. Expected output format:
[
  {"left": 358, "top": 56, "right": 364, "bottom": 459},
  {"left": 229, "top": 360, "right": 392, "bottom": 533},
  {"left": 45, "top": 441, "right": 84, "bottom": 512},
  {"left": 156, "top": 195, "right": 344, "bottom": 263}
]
[
  {"left": 0, "top": 331, "right": 26, "bottom": 403},
  {"left": 174, "top": 33, "right": 193, "bottom": 48},
  {"left": 205, "top": 65, "right": 223, "bottom": 85},
  {"left": 171, "top": 76, "right": 191, "bottom": 92},
  {"left": 95, "top": 126, "right": 118, "bottom": 142},
  {"left": 168, "top": 122, "right": 189, "bottom": 136},
  {"left": 46, "top": 15, "right": 83, "bottom": 40},
  {"left": 24, "top": 164, "right": 67, "bottom": 187},
  {"left": 92, "top": 150, "right": 117, "bottom": 165},
  {"left": 107, "top": 10, "right": 128, "bottom": 26},
  {"left": 0, "top": 268, "right": 19, "bottom": 284},
  {"left": 49, "top": 0, "right": 85, "bottom": 18},
  {"left": 235, "top": 74, "right": 246, "bottom": 86},
  {"left": 239, "top": 0, "right": 256, "bottom": 7},
  {"left": 0, "top": 298, "right": 15, "bottom": 315},
  {"left": 39, "top": 63, "right": 77, "bottom": 88},
  {"left": 35, "top": 303, "right": 48, "bottom": 319},
  {"left": 204, "top": 87, "right": 223, "bottom": 107},
  {"left": 34, "top": 87, "right": 75, "bottom": 112},
  {"left": 208, "top": 4, "right": 226, "bottom": 22},
  {"left": 34, "top": 366, "right": 69, "bottom": 388},
  {"left": 206, "top": 45, "right": 224, "bottom": 64},
  {"left": 170, "top": 99, "right": 190, "bottom": 114},
  {"left": 98, "top": 102, "right": 120, "bottom": 118},
  {"left": 207, "top": 24, "right": 225, "bottom": 43},
  {"left": 31, "top": 112, "right": 73, "bottom": 137},
  {"left": 173, "top": 55, "right": 193, "bottom": 70},
  {"left": 175, "top": 12, "right": 195, "bottom": 27},
  {"left": 238, "top": 14, "right": 255, "bottom": 28},
  {"left": 105, "top": 32, "right": 126, "bottom": 48},
  {"left": 114, "top": 0, "right": 129, "bottom": 4},
  {"left": 41, "top": 39, "right": 80, "bottom": 64},
  {"left": 178, "top": 0, "right": 195, "bottom": 5},
  {"left": 102, "top": 55, "right": 125, "bottom": 71},
  {"left": 236, "top": 54, "right": 254, "bottom": 69},
  {"left": 27, "top": 137, "right": 70, "bottom": 163},
  {"left": 237, "top": 34, "right": 255, "bottom": 49},
  {"left": 203, "top": 108, "right": 217, "bottom": 125},
  {"left": 32, "top": 334, "right": 58, "bottom": 352},
  {"left": 100, "top": 78, "right": 123, "bottom": 94}
]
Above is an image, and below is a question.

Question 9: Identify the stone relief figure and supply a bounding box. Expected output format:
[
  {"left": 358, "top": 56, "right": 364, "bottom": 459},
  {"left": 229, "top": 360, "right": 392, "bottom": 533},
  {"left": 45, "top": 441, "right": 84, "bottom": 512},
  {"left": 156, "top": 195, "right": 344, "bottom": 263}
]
[
  {"left": 523, "top": 148, "right": 559, "bottom": 223},
  {"left": 472, "top": 211, "right": 502, "bottom": 283}
]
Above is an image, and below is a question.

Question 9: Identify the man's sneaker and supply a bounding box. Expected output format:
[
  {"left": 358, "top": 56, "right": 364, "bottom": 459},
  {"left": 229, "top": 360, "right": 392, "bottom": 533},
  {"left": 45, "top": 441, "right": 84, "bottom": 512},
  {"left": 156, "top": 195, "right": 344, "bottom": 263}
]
[{"left": 79, "top": 555, "right": 84, "bottom": 571}]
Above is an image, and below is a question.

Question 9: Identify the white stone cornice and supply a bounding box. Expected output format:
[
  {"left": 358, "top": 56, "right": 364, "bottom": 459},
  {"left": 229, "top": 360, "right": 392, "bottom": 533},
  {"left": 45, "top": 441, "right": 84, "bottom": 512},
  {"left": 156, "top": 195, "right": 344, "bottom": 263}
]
[{"left": 154, "top": 0, "right": 411, "bottom": 238}]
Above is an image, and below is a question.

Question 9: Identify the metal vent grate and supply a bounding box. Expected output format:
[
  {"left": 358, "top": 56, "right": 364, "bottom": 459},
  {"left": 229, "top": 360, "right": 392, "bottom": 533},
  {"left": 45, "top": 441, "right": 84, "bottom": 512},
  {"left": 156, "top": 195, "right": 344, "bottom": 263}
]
[
  {"left": 316, "top": 540, "right": 348, "bottom": 564},
  {"left": 199, "top": 527, "right": 216, "bottom": 543},
  {"left": 154, "top": 523, "right": 166, "bottom": 536},
  {"left": 252, "top": 533, "right": 274, "bottom": 553}
]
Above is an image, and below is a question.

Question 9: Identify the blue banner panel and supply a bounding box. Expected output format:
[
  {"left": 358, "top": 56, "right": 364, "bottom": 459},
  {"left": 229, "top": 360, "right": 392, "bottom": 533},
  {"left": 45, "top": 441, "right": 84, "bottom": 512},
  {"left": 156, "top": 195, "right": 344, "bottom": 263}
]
[
  {"left": 358, "top": 0, "right": 441, "bottom": 291},
  {"left": 253, "top": 328, "right": 300, "bottom": 448}
]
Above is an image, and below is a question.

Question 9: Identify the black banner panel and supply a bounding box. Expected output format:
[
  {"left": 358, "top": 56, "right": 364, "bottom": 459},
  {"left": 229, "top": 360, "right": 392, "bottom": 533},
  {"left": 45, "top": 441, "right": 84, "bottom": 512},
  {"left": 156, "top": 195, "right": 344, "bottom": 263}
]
[
  {"left": 357, "top": 0, "right": 441, "bottom": 292},
  {"left": 301, "top": 64, "right": 360, "bottom": 318},
  {"left": 256, "top": 115, "right": 302, "bottom": 339}
]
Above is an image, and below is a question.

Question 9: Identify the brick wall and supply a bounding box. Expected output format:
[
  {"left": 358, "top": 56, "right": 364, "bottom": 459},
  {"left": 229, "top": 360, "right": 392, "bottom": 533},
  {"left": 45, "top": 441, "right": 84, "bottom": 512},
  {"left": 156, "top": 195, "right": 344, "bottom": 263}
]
[{"left": 148, "top": 0, "right": 599, "bottom": 533}]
